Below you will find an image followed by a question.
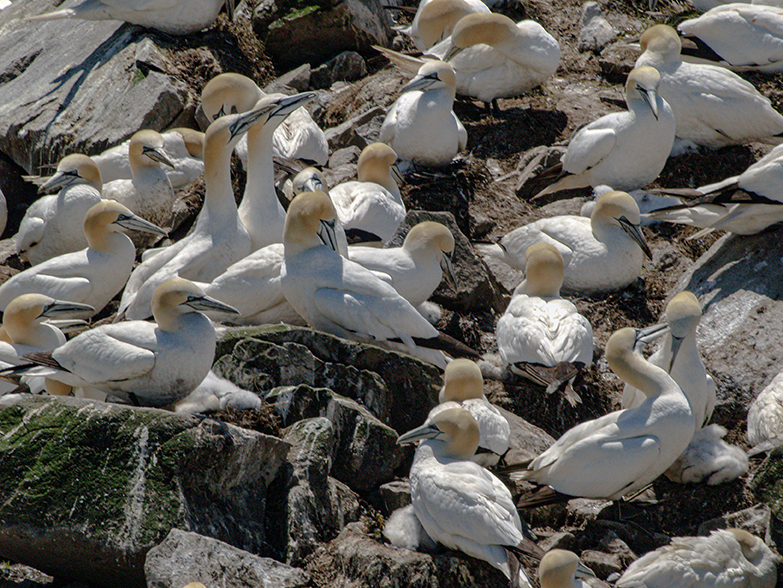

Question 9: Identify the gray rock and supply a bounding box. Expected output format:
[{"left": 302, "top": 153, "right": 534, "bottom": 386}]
[
  {"left": 263, "top": 63, "right": 312, "bottom": 94},
  {"left": 500, "top": 406, "right": 555, "bottom": 465},
  {"left": 580, "top": 550, "right": 623, "bottom": 580},
  {"left": 328, "top": 145, "right": 361, "bottom": 169},
  {"left": 375, "top": 480, "right": 412, "bottom": 515},
  {"left": 538, "top": 531, "right": 576, "bottom": 552},
  {"left": 324, "top": 105, "right": 387, "bottom": 151},
  {"left": 386, "top": 210, "right": 508, "bottom": 313},
  {"left": 697, "top": 504, "right": 774, "bottom": 546},
  {"left": 145, "top": 529, "right": 310, "bottom": 588},
  {"left": 0, "top": 396, "right": 289, "bottom": 588},
  {"left": 311, "top": 51, "right": 368, "bottom": 90},
  {"left": 578, "top": 2, "right": 616, "bottom": 54}
]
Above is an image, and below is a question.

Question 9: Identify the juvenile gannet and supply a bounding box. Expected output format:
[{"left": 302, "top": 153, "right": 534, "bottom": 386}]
[
  {"left": 515, "top": 326, "right": 695, "bottom": 507},
  {"left": 18, "top": 154, "right": 103, "bottom": 266},
  {"left": 482, "top": 191, "right": 652, "bottom": 293},
  {"left": 397, "top": 407, "right": 538, "bottom": 587},
  {"left": 117, "top": 105, "right": 265, "bottom": 320},
  {"left": 635, "top": 25, "right": 783, "bottom": 149},
  {"left": 533, "top": 67, "right": 674, "bottom": 198},
  {"left": 379, "top": 60, "right": 467, "bottom": 167},
  {"left": 665, "top": 424, "right": 749, "bottom": 485},
  {"left": 174, "top": 369, "right": 261, "bottom": 413},
  {"left": 398, "top": 0, "right": 490, "bottom": 52},
  {"left": 348, "top": 221, "right": 455, "bottom": 307},
  {"left": 25, "top": 0, "right": 236, "bottom": 35},
  {"left": 0, "top": 201, "right": 165, "bottom": 316},
  {"left": 18, "top": 278, "right": 239, "bottom": 407},
  {"left": 495, "top": 243, "right": 593, "bottom": 404},
  {"left": 615, "top": 529, "right": 777, "bottom": 588},
  {"left": 747, "top": 369, "right": 783, "bottom": 455},
  {"left": 538, "top": 550, "right": 596, "bottom": 588},
  {"left": 327, "top": 143, "right": 407, "bottom": 244},
  {"left": 93, "top": 128, "right": 204, "bottom": 188}
]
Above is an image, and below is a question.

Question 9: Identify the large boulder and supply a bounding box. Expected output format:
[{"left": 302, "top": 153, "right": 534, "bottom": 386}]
[{"left": 0, "top": 396, "right": 289, "bottom": 588}]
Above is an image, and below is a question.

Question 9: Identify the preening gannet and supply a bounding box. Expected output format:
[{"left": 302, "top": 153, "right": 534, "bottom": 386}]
[
  {"left": 482, "top": 191, "right": 652, "bottom": 293},
  {"left": 538, "top": 550, "right": 596, "bottom": 588},
  {"left": 379, "top": 60, "right": 467, "bottom": 167},
  {"left": 615, "top": 528, "right": 777, "bottom": 588},
  {"left": 348, "top": 221, "right": 456, "bottom": 307},
  {"left": 93, "top": 127, "right": 204, "bottom": 188},
  {"left": 515, "top": 326, "right": 695, "bottom": 506},
  {"left": 327, "top": 142, "right": 407, "bottom": 244},
  {"left": 398, "top": 0, "right": 490, "bottom": 52},
  {"left": 117, "top": 105, "right": 264, "bottom": 320},
  {"left": 747, "top": 369, "right": 783, "bottom": 455},
  {"left": 424, "top": 359, "right": 510, "bottom": 467},
  {"left": 18, "top": 154, "right": 103, "bottom": 266},
  {"left": 534, "top": 66, "right": 674, "bottom": 198},
  {"left": 495, "top": 243, "right": 593, "bottom": 404},
  {"left": 635, "top": 25, "right": 783, "bottom": 148},
  {"left": 19, "top": 278, "right": 239, "bottom": 407},
  {"left": 25, "top": 0, "right": 236, "bottom": 35},
  {"left": 396, "top": 407, "right": 537, "bottom": 588},
  {"left": 0, "top": 201, "right": 165, "bottom": 316}
]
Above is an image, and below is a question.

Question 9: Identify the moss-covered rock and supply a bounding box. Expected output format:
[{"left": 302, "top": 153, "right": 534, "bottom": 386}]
[{"left": 0, "top": 397, "right": 289, "bottom": 588}]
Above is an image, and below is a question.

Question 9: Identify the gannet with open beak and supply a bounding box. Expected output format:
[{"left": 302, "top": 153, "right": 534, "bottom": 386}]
[
  {"left": 24, "top": 0, "right": 236, "bottom": 35},
  {"left": 514, "top": 326, "right": 695, "bottom": 507},
  {"left": 93, "top": 128, "right": 204, "bottom": 188},
  {"left": 117, "top": 103, "right": 273, "bottom": 320},
  {"left": 533, "top": 67, "right": 674, "bottom": 199},
  {"left": 538, "top": 550, "right": 596, "bottom": 588},
  {"left": 747, "top": 369, "right": 783, "bottom": 455},
  {"left": 380, "top": 60, "right": 467, "bottom": 167},
  {"left": 496, "top": 243, "right": 593, "bottom": 404},
  {"left": 397, "top": 407, "right": 537, "bottom": 588},
  {"left": 481, "top": 191, "right": 652, "bottom": 293},
  {"left": 18, "top": 154, "right": 103, "bottom": 266},
  {"left": 0, "top": 201, "right": 165, "bottom": 316},
  {"left": 397, "top": 0, "right": 490, "bottom": 53},
  {"left": 615, "top": 529, "right": 777, "bottom": 588},
  {"left": 17, "top": 278, "right": 238, "bottom": 407},
  {"left": 635, "top": 25, "right": 783, "bottom": 149}
]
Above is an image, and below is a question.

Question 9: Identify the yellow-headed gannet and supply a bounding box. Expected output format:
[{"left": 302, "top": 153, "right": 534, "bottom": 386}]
[
  {"left": 615, "top": 529, "right": 777, "bottom": 588},
  {"left": 747, "top": 369, "right": 783, "bottom": 455},
  {"left": 538, "top": 550, "right": 596, "bottom": 588},
  {"left": 93, "top": 128, "right": 204, "bottom": 188},
  {"left": 380, "top": 60, "right": 467, "bottom": 167},
  {"left": 18, "top": 154, "right": 103, "bottom": 266},
  {"left": 0, "top": 201, "right": 165, "bottom": 316},
  {"left": 534, "top": 67, "right": 674, "bottom": 198},
  {"left": 289, "top": 168, "right": 350, "bottom": 253},
  {"left": 25, "top": 0, "right": 236, "bottom": 35},
  {"left": 19, "top": 278, "right": 238, "bottom": 407},
  {"left": 398, "top": 0, "right": 490, "bottom": 53},
  {"left": 482, "top": 191, "right": 652, "bottom": 293},
  {"left": 635, "top": 25, "right": 783, "bottom": 149},
  {"left": 117, "top": 106, "right": 270, "bottom": 321},
  {"left": 495, "top": 243, "right": 593, "bottom": 405},
  {"left": 396, "top": 407, "right": 538, "bottom": 588},
  {"left": 348, "top": 221, "right": 455, "bottom": 307},
  {"left": 515, "top": 326, "right": 695, "bottom": 507}
]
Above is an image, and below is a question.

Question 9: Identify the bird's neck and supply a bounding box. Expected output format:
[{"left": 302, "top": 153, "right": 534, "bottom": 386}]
[{"left": 203, "top": 143, "right": 239, "bottom": 221}]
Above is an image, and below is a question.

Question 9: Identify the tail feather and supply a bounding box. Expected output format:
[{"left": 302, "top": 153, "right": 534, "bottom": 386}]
[
  {"left": 23, "top": 8, "right": 77, "bottom": 22},
  {"left": 505, "top": 549, "right": 533, "bottom": 588},
  {"left": 517, "top": 485, "right": 574, "bottom": 509},
  {"left": 412, "top": 331, "right": 481, "bottom": 360},
  {"left": 531, "top": 172, "right": 590, "bottom": 201},
  {"left": 372, "top": 45, "right": 424, "bottom": 77}
]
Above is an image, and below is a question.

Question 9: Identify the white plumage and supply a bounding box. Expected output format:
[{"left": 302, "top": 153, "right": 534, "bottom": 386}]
[
  {"left": 664, "top": 424, "right": 748, "bottom": 485},
  {"left": 174, "top": 370, "right": 262, "bottom": 413},
  {"left": 747, "top": 369, "right": 783, "bottom": 455},
  {"left": 397, "top": 0, "right": 490, "bottom": 52}
]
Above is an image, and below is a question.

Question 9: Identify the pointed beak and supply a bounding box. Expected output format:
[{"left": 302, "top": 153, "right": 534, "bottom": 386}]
[
  {"left": 185, "top": 294, "right": 240, "bottom": 315},
  {"left": 42, "top": 318, "right": 90, "bottom": 332},
  {"left": 634, "top": 323, "right": 670, "bottom": 352},
  {"left": 668, "top": 335, "right": 684, "bottom": 371},
  {"left": 318, "top": 218, "right": 339, "bottom": 252},
  {"left": 402, "top": 73, "right": 439, "bottom": 94},
  {"left": 396, "top": 422, "right": 448, "bottom": 445},
  {"left": 440, "top": 251, "right": 458, "bottom": 293},
  {"left": 640, "top": 87, "right": 659, "bottom": 121},
  {"left": 617, "top": 215, "right": 653, "bottom": 260},
  {"left": 115, "top": 214, "right": 168, "bottom": 236},
  {"left": 228, "top": 104, "right": 276, "bottom": 140},
  {"left": 40, "top": 170, "right": 80, "bottom": 194},
  {"left": 40, "top": 300, "right": 96, "bottom": 318},
  {"left": 444, "top": 45, "right": 464, "bottom": 62},
  {"left": 302, "top": 175, "right": 326, "bottom": 193},
  {"left": 271, "top": 92, "right": 317, "bottom": 119},
  {"left": 391, "top": 163, "right": 404, "bottom": 186},
  {"left": 143, "top": 146, "right": 175, "bottom": 169},
  {"left": 575, "top": 561, "right": 597, "bottom": 579}
]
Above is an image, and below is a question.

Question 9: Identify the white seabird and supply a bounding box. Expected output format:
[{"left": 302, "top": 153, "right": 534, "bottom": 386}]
[
  {"left": 0, "top": 201, "right": 165, "bottom": 316},
  {"left": 18, "top": 154, "right": 103, "bottom": 266},
  {"left": 24, "top": 0, "right": 236, "bottom": 35},
  {"left": 396, "top": 406, "right": 538, "bottom": 588},
  {"left": 481, "top": 191, "right": 652, "bottom": 293},
  {"left": 635, "top": 24, "right": 783, "bottom": 149},
  {"left": 380, "top": 60, "right": 467, "bottom": 167},
  {"left": 533, "top": 66, "right": 675, "bottom": 198},
  {"left": 495, "top": 243, "right": 593, "bottom": 405},
  {"left": 538, "top": 550, "right": 596, "bottom": 588},
  {"left": 93, "top": 127, "right": 204, "bottom": 188},
  {"left": 747, "top": 369, "right": 783, "bottom": 455},
  {"left": 19, "top": 278, "right": 239, "bottom": 407},
  {"left": 514, "top": 326, "right": 695, "bottom": 507},
  {"left": 174, "top": 369, "right": 261, "bottom": 413},
  {"left": 398, "top": 0, "right": 490, "bottom": 53},
  {"left": 615, "top": 528, "right": 777, "bottom": 588}
]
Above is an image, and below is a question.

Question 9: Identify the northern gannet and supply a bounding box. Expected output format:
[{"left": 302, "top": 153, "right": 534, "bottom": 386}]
[
  {"left": 495, "top": 243, "right": 593, "bottom": 404},
  {"left": 747, "top": 369, "right": 783, "bottom": 455},
  {"left": 348, "top": 221, "right": 455, "bottom": 307},
  {"left": 289, "top": 168, "right": 350, "bottom": 253},
  {"left": 117, "top": 105, "right": 265, "bottom": 320},
  {"left": 398, "top": 0, "right": 490, "bottom": 52},
  {"left": 18, "top": 278, "right": 238, "bottom": 407},
  {"left": 635, "top": 25, "right": 783, "bottom": 149},
  {"left": 482, "top": 191, "right": 652, "bottom": 293},
  {"left": 18, "top": 154, "right": 103, "bottom": 266},
  {"left": 93, "top": 128, "right": 204, "bottom": 188},
  {"left": 538, "top": 550, "right": 596, "bottom": 588},
  {"left": 0, "top": 201, "right": 165, "bottom": 316},
  {"left": 25, "top": 0, "right": 236, "bottom": 35},
  {"left": 534, "top": 66, "right": 674, "bottom": 198},
  {"left": 174, "top": 369, "right": 261, "bottom": 413},
  {"left": 379, "top": 60, "right": 467, "bottom": 167},
  {"left": 615, "top": 529, "right": 777, "bottom": 588},
  {"left": 515, "top": 326, "right": 695, "bottom": 507},
  {"left": 396, "top": 407, "right": 538, "bottom": 587}
]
